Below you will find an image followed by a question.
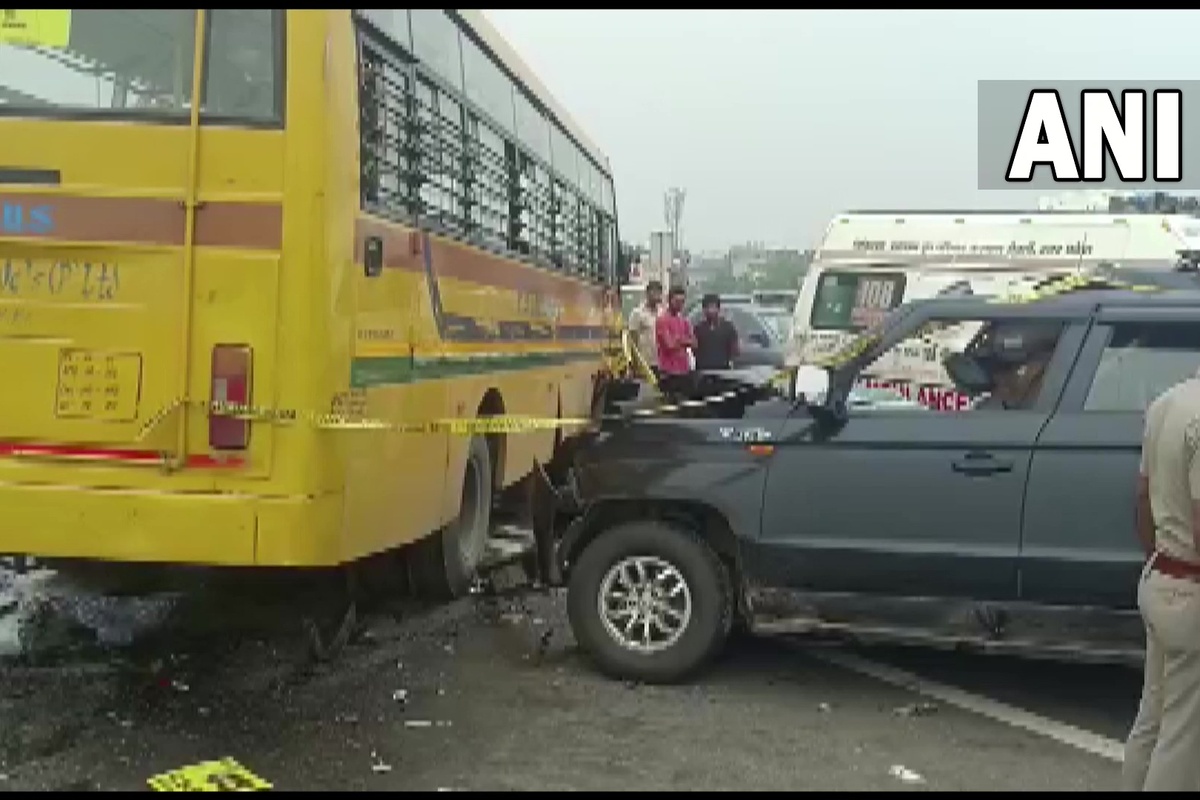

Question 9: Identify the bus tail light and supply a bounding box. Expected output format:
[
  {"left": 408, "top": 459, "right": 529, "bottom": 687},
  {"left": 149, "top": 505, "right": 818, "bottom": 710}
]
[{"left": 209, "top": 345, "right": 253, "bottom": 450}]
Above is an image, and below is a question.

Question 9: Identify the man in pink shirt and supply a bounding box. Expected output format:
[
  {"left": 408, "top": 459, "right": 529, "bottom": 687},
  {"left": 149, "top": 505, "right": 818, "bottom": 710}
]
[{"left": 656, "top": 286, "right": 696, "bottom": 399}]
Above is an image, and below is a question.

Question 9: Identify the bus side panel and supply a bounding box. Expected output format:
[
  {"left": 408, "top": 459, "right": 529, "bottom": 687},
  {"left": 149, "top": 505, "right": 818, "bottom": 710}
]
[
  {"left": 300, "top": 8, "right": 360, "bottom": 563},
  {"left": 393, "top": 232, "right": 603, "bottom": 543},
  {"left": 228, "top": 8, "right": 356, "bottom": 567},
  {"left": 342, "top": 229, "right": 451, "bottom": 562},
  {"left": 332, "top": 8, "right": 610, "bottom": 563},
  {"left": 434, "top": 362, "right": 594, "bottom": 531}
]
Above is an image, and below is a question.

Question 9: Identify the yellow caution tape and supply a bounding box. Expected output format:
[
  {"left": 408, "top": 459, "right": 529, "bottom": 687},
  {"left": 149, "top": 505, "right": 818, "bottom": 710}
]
[
  {"left": 133, "top": 328, "right": 665, "bottom": 439},
  {"left": 625, "top": 383, "right": 749, "bottom": 417},
  {"left": 136, "top": 276, "right": 1162, "bottom": 442},
  {"left": 147, "top": 758, "right": 271, "bottom": 792},
  {"left": 813, "top": 332, "right": 882, "bottom": 370},
  {"left": 600, "top": 328, "right": 658, "bottom": 388},
  {"left": 135, "top": 380, "right": 762, "bottom": 443},
  {"left": 135, "top": 400, "right": 595, "bottom": 441},
  {"left": 990, "top": 272, "right": 1161, "bottom": 304},
  {"left": 628, "top": 332, "right": 660, "bottom": 389}
]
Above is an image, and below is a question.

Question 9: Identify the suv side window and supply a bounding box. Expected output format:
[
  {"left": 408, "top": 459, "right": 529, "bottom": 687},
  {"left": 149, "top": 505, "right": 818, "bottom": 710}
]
[
  {"left": 1083, "top": 322, "right": 1200, "bottom": 412},
  {"left": 857, "top": 317, "right": 1066, "bottom": 412}
]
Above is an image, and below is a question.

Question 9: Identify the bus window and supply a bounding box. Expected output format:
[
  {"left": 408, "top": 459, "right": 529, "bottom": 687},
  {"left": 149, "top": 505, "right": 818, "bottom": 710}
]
[
  {"left": 810, "top": 271, "right": 906, "bottom": 331},
  {"left": 0, "top": 9, "right": 282, "bottom": 124},
  {"left": 204, "top": 10, "right": 283, "bottom": 123}
]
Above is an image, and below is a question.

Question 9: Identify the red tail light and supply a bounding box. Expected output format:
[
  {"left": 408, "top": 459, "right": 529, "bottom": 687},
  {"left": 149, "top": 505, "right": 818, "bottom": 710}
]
[{"left": 209, "top": 345, "right": 253, "bottom": 450}]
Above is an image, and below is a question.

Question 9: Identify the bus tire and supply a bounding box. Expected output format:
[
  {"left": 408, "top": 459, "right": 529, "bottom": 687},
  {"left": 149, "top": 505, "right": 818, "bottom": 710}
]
[
  {"left": 566, "top": 520, "right": 731, "bottom": 685},
  {"left": 410, "top": 435, "right": 493, "bottom": 600}
]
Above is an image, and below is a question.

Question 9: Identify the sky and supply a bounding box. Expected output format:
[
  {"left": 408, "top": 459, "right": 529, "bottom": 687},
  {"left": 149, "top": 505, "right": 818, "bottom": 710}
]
[{"left": 485, "top": 10, "right": 1200, "bottom": 253}]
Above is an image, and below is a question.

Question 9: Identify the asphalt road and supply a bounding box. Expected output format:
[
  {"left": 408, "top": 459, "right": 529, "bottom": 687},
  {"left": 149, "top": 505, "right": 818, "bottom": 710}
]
[
  {"left": 0, "top": 588, "right": 1132, "bottom": 792},
  {"left": 859, "top": 644, "right": 1140, "bottom": 744}
]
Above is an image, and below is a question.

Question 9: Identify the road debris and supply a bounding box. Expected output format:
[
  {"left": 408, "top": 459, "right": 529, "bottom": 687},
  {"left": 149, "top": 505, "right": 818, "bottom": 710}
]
[
  {"left": 408, "top": 719, "right": 453, "bottom": 734},
  {"left": 0, "top": 569, "right": 59, "bottom": 657},
  {"left": 0, "top": 578, "right": 1128, "bottom": 792},
  {"left": 894, "top": 701, "right": 939, "bottom": 717},
  {"left": 50, "top": 588, "right": 180, "bottom": 647},
  {"left": 534, "top": 629, "right": 554, "bottom": 659},
  {"left": 106, "top": 711, "right": 134, "bottom": 729},
  {"left": 0, "top": 568, "right": 180, "bottom": 658},
  {"left": 889, "top": 765, "right": 926, "bottom": 785}
]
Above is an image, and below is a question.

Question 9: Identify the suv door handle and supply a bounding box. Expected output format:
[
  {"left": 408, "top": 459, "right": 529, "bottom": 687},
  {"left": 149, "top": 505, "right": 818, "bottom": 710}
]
[{"left": 951, "top": 452, "right": 1014, "bottom": 476}]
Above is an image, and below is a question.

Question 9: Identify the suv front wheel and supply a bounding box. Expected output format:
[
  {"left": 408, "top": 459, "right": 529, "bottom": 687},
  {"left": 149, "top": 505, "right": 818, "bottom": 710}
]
[{"left": 566, "top": 520, "right": 732, "bottom": 684}]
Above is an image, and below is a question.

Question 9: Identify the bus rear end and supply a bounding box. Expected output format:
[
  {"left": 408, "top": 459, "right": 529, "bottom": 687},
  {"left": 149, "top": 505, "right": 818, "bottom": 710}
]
[{"left": 0, "top": 10, "right": 334, "bottom": 570}]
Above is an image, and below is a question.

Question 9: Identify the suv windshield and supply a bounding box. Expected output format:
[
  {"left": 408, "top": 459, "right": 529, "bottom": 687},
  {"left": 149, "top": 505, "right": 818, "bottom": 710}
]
[{"left": 0, "top": 10, "right": 282, "bottom": 124}]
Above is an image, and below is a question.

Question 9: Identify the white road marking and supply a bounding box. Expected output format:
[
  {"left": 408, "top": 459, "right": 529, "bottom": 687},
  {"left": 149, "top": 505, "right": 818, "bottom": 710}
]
[{"left": 811, "top": 649, "right": 1125, "bottom": 763}]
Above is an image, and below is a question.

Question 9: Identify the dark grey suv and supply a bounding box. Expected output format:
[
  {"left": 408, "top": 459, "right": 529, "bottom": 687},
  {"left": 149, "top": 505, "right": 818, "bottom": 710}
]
[{"left": 557, "top": 282, "right": 1200, "bottom": 683}]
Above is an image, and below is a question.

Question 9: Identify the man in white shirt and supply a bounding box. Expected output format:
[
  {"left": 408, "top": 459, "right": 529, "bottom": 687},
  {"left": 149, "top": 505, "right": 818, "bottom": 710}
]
[{"left": 626, "top": 280, "right": 663, "bottom": 379}]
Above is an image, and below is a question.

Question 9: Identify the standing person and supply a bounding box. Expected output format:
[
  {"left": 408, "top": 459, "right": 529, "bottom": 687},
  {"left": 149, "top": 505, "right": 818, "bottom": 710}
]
[
  {"left": 626, "top": 280, "right": 663, "bottom": 381},
  {"left": 693, "top": 293, "right": 740, "bottom": 372},
  {"left": 1122, "top": 371, "right": 1200, "bottom": 792},
  {"left": 655, "top": 285, "right": 696, "bottom": 399}
]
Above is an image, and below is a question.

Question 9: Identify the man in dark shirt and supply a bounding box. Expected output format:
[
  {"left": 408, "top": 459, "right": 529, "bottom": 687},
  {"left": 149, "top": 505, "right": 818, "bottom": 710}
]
[{"left": 694, "top": 293, "right": 739, "bottom": 371}]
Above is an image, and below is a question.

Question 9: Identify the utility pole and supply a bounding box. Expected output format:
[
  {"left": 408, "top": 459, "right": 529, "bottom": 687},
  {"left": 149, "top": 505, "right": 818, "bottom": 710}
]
[
  {"left": 663, "top": 187, "right": 686, "bottom": 254},
  {"left": 663, "top": 187, "right": 687, "bottom": 288}
]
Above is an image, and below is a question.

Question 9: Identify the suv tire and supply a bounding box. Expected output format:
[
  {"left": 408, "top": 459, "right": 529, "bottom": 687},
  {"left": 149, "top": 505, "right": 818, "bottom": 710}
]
[{"left": 567, "top": 520, "right": 731, "bottom": 684}]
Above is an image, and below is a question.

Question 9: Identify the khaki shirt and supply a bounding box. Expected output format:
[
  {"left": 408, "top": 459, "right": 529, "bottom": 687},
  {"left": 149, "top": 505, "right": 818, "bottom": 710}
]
[
  {"left": 626, "top": 303, "right": 662, "bottom": 368},
  {"left": 1140, "top": 373, "right": 1200, "bottom": 562}
]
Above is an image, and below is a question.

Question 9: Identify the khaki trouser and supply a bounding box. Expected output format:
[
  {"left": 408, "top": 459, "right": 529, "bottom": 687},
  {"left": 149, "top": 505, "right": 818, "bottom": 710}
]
[{"left": 1122, "top": 558, "right": 1200, "bottom": 791}]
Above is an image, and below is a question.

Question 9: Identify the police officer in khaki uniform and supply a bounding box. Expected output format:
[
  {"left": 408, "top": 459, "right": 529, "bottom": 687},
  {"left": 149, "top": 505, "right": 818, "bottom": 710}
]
[{"left": 1122, "top": 369, "right": 1200, "bottom": 792}]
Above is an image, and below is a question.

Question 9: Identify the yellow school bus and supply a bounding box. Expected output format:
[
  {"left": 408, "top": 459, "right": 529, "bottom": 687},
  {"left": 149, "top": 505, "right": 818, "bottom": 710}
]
[{"left": 0, "top": 9, "right": 621, "bottom": 598}]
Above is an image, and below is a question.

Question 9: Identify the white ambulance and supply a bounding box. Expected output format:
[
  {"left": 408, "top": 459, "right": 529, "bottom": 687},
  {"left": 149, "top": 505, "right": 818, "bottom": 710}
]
[{"left": 788, "top": 210, "right": 1200, "bottom": 410}]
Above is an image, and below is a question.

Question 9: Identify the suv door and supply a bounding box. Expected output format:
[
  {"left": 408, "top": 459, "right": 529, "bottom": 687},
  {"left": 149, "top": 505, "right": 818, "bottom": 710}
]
[
  {"left": 1021, "top": 307, "right": 1200, "bottom": 608},
  {"left": 755, "top": 310, "right": 1087, "bottom": 600}
]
